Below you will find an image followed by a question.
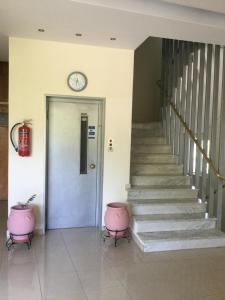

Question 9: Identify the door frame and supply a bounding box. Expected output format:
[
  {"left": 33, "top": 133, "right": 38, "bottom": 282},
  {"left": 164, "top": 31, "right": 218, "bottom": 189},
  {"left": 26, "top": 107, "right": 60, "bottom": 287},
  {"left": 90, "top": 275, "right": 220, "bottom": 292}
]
[{"left": 44, "top": 95, "right": 105, "bottom": 232}]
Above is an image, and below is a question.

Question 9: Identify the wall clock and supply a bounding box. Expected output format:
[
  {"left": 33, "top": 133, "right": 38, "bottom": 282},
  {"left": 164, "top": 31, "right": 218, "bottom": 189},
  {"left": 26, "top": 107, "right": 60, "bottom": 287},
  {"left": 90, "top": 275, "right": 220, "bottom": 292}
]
[{"left": 67, "top": 71, "right": 88, "bottom": 92}]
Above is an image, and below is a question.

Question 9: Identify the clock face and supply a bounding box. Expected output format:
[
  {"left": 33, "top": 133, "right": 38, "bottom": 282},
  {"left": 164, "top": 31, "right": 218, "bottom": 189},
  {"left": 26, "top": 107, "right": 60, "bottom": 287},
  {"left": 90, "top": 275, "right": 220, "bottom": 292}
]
[{"left": 68, "top": 72, "right": 87, "bottom": 92}]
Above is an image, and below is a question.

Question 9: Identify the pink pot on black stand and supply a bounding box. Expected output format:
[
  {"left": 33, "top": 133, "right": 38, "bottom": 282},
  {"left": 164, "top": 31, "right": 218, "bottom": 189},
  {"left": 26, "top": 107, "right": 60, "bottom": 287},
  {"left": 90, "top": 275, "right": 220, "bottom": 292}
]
[
  {"left": 104, "top": 202, "right": 130, "bottom": 246},
  {"left": 7, "top": 204, "right": 35, "bottom": 250}
]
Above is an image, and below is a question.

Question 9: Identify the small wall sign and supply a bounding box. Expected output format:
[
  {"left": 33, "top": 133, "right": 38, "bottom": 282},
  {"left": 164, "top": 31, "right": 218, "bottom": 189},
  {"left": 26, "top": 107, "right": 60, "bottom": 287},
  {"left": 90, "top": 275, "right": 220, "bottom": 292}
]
[{"left": 88, "top": 126, "right": 96, "bottom": 139}]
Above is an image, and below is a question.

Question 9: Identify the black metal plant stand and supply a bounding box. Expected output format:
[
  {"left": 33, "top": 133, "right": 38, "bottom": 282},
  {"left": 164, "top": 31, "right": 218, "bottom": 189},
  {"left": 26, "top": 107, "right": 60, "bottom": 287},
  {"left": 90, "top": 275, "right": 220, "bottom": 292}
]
[
  {"left": 6, "top": 232, "right": 33, "bottom": 250},
  {"left": 103, "top": 227, "right": 131, "bottom": 247}
]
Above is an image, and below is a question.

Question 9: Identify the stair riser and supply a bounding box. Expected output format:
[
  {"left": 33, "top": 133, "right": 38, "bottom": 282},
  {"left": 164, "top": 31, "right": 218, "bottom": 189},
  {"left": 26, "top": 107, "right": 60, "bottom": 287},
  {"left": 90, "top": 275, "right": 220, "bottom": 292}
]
[
  {"left": 143, "top": 238, "right": 225, "bottom": 252},
  {"left": 132, "top": 137, "right": 166, "bottom": 145},
  {"left": 132, "top": 232, "right": 225, "bottom": 252},
  {"left": 132, "top": 155, "right": 178, "bottom": 164},
  {"left": 132, "top": 129, "right": 163, "bottom": 137},
  {"left": 131, "top": 165, "right": 183, "bottom": 175},
  {"left": 128, "top": 189, "right": 198, "bottom": 200},
  {"left": 132, "top": 145, "right": 171, "bottom": 154},
  {"left": 131, "top": 175, "right": 191, "bottom": 186},
  {"left": 131, "top": 204, "right": 206, "bottom": 215},
  {"left": 132, "top": 219, "right": 217, "bottom": 233}
]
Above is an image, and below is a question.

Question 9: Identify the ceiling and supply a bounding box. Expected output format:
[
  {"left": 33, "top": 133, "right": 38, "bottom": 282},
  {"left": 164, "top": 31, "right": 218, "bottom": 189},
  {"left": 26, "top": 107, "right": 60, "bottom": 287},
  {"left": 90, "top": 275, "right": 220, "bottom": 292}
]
[
  {"left": 162, "top": 0, "right": 225, "bottom": 14},
  {"left": 1, "top": 0, "right": 225, "bottom": 61}
]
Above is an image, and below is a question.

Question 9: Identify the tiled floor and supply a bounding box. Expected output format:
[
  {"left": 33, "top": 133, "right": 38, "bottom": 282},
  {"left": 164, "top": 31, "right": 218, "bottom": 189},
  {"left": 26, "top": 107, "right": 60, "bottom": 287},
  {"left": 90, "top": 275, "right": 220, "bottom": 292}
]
[{"left": 1, "top": 201, "right": 225, "bottom": 300}]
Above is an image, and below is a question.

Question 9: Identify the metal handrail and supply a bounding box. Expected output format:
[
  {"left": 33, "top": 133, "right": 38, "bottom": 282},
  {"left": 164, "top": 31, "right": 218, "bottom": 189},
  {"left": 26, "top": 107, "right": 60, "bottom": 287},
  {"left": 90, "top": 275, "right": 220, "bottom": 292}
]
[{"left": 170, "top": 101, "right": 225, "bottom": 181}]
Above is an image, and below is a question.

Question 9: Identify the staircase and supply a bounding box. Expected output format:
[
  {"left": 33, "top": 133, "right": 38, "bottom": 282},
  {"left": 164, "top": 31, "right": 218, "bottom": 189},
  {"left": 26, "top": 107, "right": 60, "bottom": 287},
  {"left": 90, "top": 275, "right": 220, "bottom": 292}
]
[{"left": 128, "top": 122, "right": 225, "bottom": 252}]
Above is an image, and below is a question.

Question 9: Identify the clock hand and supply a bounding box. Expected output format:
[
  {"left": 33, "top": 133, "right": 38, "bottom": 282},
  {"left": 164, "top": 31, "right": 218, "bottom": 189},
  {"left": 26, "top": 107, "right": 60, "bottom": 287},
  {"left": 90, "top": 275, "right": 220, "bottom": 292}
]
[{"left": 76, "top": 78, "right": 81, "bottom": 89}]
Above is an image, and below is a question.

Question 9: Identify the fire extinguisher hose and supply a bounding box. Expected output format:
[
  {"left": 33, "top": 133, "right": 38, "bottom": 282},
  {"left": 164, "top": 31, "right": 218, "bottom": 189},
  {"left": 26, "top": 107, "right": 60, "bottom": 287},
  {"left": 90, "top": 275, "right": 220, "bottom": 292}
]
[{"left": 10, "top": 122, "right": 22, "bottom": 152}]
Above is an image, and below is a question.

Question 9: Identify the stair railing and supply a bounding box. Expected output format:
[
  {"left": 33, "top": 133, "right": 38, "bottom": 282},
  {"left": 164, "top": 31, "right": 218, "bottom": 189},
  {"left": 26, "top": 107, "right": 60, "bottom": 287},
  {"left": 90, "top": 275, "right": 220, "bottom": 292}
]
[
  {"left": 161, "top": 39, "right": 225, "bottom": 230},
  {"left": 170, "top": 101, "right": 225, "bottom": 181}
]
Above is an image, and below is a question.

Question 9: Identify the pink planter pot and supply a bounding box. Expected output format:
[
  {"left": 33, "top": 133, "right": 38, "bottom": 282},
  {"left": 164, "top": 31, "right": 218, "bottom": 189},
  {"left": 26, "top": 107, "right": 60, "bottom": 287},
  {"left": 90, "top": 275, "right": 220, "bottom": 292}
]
[
  {"left": 104, "top": 202, "right": 130, "bottom": 238},
  {"left": 7, "top": 205, "right": 35, "bottom": 242}
]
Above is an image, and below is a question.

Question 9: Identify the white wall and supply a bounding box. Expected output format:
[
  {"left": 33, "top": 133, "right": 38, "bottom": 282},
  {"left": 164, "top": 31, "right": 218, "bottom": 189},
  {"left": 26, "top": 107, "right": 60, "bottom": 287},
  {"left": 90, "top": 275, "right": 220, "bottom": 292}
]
[{"left": 8, "top": 38, "right": 134, "bottom": 232}]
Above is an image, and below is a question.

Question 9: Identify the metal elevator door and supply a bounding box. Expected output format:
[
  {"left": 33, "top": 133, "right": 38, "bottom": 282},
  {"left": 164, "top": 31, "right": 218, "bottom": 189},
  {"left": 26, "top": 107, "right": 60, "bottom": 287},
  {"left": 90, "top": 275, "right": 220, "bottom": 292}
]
[{"left": 47, "top": 98, "right": 99, "bottom": 229}]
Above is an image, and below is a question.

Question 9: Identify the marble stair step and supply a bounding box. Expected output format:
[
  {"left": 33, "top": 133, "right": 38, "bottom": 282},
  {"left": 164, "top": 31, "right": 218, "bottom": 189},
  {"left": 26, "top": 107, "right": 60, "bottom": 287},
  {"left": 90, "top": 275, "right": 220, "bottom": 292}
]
[
  {"left": 132, "top": 144, "right": 172, "bottom": 154},
  {"left": 129, "top": 121, "right": 225, "bottom": 253},
  {"left": 134, "top": 230, "right": 225, "bottom": 252},
  {"left": 131, "top": 164, "right": 183, "bottom": 175},
  {"left": 128, "top": 186, "right": 198, "bottom": 200},
  {"left": 132, "top": 122, "right": 162, "bottom": 129},
  {"left": 132, "top": 154, "right": 178, "bottom": 164},
  {"left": 132, "top": 214, "right": 217, "bottom": 233},
  {"left": 131, "top": 202, "right": 206, "bottom": 215},
  {"left": 131, "top": 175, "right": 191, "bottom": 186},
  {"left": 128, "top": 198, "right": 199, "bottom": 204},
  {"left": 132, "top": 137, "right": 166, "bottom": 145}
]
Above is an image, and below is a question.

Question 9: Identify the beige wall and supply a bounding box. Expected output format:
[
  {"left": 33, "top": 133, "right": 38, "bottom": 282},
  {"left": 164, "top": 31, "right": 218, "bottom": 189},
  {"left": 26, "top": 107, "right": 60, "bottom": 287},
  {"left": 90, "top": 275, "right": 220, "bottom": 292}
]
[
  {"left": 132, "top": 37, "right": 162, "bottom": 123},
  {"left": 9, "top": 38, "right": 134, "bottom": 231}
]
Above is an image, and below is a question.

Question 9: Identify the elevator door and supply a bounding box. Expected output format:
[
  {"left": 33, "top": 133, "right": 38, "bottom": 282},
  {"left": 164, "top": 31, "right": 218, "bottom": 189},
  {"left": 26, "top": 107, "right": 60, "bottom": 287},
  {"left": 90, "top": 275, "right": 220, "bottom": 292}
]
[{"left": 47, "top": 98, "right": 100, "bottom": 229}]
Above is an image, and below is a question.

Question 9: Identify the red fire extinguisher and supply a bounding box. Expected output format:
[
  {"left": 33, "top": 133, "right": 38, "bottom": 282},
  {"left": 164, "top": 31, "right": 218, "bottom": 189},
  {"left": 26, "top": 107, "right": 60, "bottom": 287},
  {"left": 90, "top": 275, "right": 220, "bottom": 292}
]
[{"left": 10, "top": 122, "right": 31, "bottom": 156}]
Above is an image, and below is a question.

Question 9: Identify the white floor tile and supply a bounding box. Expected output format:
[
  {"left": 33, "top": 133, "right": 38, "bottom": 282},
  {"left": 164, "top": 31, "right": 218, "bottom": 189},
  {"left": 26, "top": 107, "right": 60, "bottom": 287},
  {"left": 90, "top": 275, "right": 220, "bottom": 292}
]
[
  {"left": 40, "top": 271, "right": 85, "bottom": 300},
  {"left": 1, "top": 202, "right": 225, "bottom": 300},
  {"left": 79, "top": 265, "right": 121, "bottom": 294},
  {"left": 85, "top": 284, "right": 134, "bottom": 300}
]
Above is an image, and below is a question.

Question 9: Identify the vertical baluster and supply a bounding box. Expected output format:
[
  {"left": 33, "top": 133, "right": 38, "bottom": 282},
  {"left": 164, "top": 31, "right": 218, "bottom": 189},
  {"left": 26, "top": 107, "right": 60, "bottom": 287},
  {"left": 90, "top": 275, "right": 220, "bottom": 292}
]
[
  {"left": 209, "top": 45, "right": 220, "bottom": 218},
  {"left": 189, "top": 43, "right": 200, "bottom": 183},
  {"left": 164, "top": 40, "right": 169, "bottom": 128},
  {"left": 184, "top": 42, "right": 194, "bottom": 175},
  {"left": 168, "top": 39, "right": 174, "bottom": 145},
  {"left": 207, "top": 45, "right": 216, "bottom": 216},
  {"left": 196, "top": 44, "right": 207, "bottom": 197},
  {"left": 179, "top": 42, "right": 188, "bottom": 165},
  {"left": 191, "top": 43, "right": 202, "bottom": 192},
  {"left": 170, "top": 40, "right": 178, "bottom": 154},
  {"left": 201, "top": 44, "right": 212, "bottom": 204},
  {"left": 174, "top": 41, "right": 183, "bottom": 156},
  {"left": 212, "top": 46, "right": 224, "bottom": 227},
  {"left": 166, "top": 39, "right": 173, "bottom": 144},
  {"left": 161, "top": 39, "right": 167, "bottom": 134},
  {"left": 168, "top": 40, "right": 174, "bottom": 100},
  {"left": 218, "top": 47, "right": 225, "bottom": 230},
  {"left": 173, "top": 41, "right": 179, "bottom": 153}
]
